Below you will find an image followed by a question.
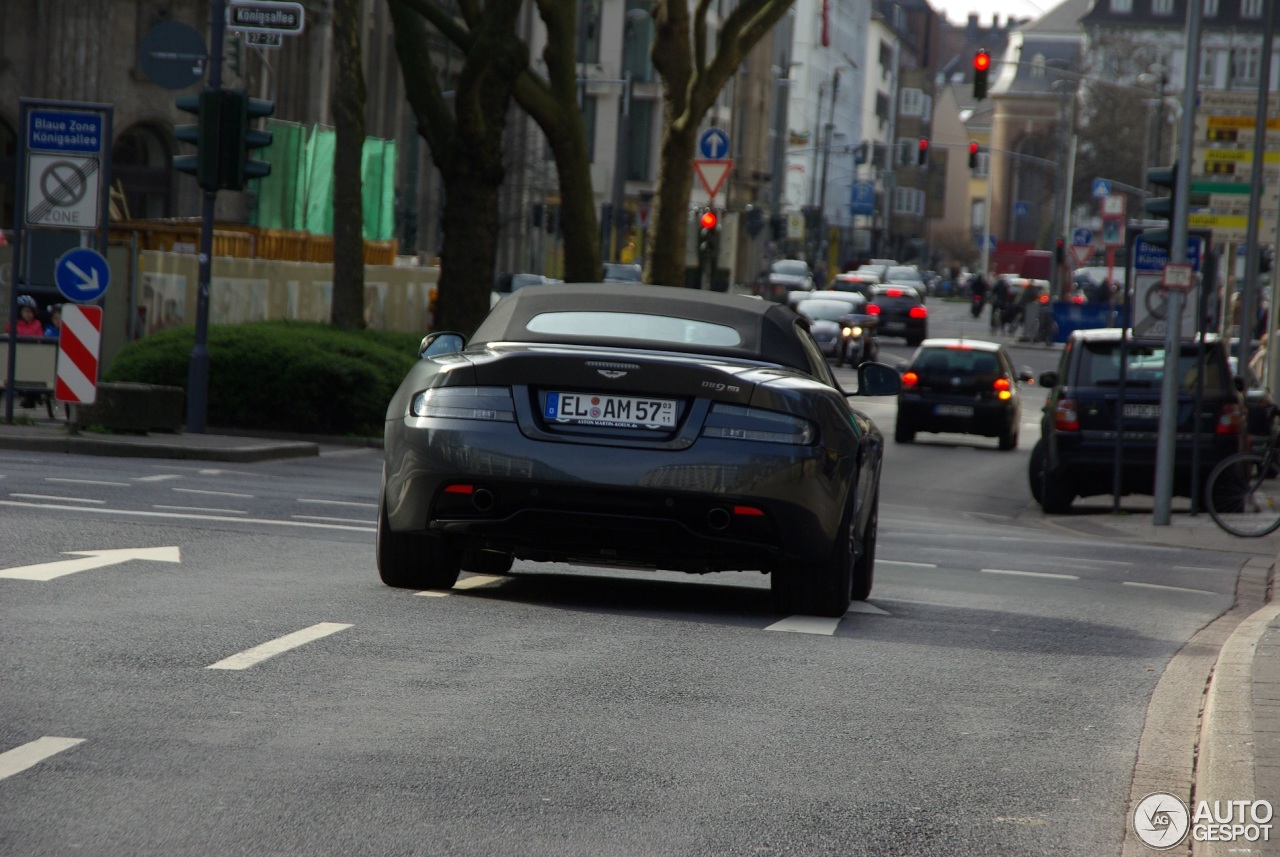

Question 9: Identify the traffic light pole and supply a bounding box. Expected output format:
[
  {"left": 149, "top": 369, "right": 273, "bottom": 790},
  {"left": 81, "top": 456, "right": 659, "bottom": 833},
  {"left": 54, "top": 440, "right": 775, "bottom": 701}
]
[
  {"left": 1152, "top": 0, "right": 1202, "bottom": 525},
  {"left": 187, "top": 0, "right": 227, "bottom": 434}
]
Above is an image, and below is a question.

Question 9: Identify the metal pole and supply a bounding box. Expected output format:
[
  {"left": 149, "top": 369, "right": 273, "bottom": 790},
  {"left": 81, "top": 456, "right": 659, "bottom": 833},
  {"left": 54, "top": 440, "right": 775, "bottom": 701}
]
[
  {"left": 608, "top": 70, "right": 632, "bottom": 262},
  {"left": 185, "top": 0, "right": 226, "bottom": 434},
  {"left": 980, "top": 153, "right": 992, "bottom": 277},
  {"left": 817, "top": 69, "right": 840, "bottom": 280},
  {"left": 1152, "top": 0, "right": 1203, "bottom": 525}
]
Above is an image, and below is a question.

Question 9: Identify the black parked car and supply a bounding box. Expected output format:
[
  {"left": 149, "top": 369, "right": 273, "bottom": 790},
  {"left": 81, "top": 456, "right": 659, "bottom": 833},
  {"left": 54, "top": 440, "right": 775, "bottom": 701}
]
[
  {"left": 867, "top": 284, "right": 928, "bottom": 346},
  {"left": 1030, "top": 329, "right": 1246, "bottom": 513},
  {"left": 380, "top": 283, "right": 901, "bottom": 617},
  {"left": 895, "top": 339, "right": 1033, "bottom": 449}
]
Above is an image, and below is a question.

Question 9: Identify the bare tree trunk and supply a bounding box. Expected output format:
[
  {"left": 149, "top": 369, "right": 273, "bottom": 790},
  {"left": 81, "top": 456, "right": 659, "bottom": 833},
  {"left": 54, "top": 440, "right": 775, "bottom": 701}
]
[
  {"left": 648, "top": 123, "right": 699, "bottom": 288},
  {"left": 331, "top": 0, "right": 367, "bottom": 329}
]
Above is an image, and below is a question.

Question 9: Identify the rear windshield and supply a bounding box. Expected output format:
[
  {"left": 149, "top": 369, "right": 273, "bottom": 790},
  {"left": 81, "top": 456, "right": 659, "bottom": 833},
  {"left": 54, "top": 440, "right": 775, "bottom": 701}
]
[
  {"left": 797, "top": 300, "right": 854, "bottom": 322},
  {"left": 1076, "top": 341, "right": 1230, "bottom": 392},
  {"left": 772, "top": 261, "right": 809, "bottom": 277},
  {"left": 526, "top": 311, "right": 742, "bottom": 347},
  {"left": 914, "top": 348, "right": 1001, "bottom": 380}
]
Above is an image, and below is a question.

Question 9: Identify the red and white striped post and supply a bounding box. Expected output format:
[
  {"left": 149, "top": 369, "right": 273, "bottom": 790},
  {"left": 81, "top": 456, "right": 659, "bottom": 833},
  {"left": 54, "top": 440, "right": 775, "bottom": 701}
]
[{"left": 55, "top": 305, "right": 103, "bottom": 407}]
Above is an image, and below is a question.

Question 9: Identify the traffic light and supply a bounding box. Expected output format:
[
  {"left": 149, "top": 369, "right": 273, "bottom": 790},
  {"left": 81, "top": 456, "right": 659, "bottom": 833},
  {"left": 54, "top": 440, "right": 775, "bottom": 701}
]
[
  {"left": 1144, "top": 162, "right": 1177, "bottom": 250},
  {"left": 1054, "top": 237, "right": 1065, "bottom": 265},
  {"left": 698, "top": 209, "right": 720, "bottom": 266},
  {"left": 226, "top": 90, "right": 274, "bottom": 190},
  {"left": 699, "top": 209, "right": 718, "bottom": 231},
  {"left": 968, "top": 141, "right": 979, "bottom": 170},
  {"left": 173, "top": 90, "right": 223, "bottom": 192},
  {"left": 973, "top": 49, "right": 990, "bottom": 100},
  {"left": 917, "top": 137, "right": 929, "bottom": 167}
]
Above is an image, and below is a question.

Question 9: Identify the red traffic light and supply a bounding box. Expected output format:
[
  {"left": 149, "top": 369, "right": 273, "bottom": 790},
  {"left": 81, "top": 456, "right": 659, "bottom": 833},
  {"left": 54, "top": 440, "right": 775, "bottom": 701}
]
[
  {"left": 700, "top": 210, "right": 718, "bottom": 230},
  {"left": 916, "top": 137, "right": 929, "bottom": 166},
  {"left": 968, "top": 141, "right": 980, "bottom": 169},
  {"left": 973, "top": 49, "right": 990, "bottom": 100},
  {"left": 974, "top": 50, "right": 991, "bottom": 73},
  {"left": 968, "top": 141, "right": 979, "bottom": 155}
]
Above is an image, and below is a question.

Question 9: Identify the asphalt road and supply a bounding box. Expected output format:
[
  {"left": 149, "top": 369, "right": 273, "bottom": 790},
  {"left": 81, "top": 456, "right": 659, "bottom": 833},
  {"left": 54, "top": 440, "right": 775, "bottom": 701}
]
[{"left": 0, "top": 302, "right": 1254, "bottom": 856}]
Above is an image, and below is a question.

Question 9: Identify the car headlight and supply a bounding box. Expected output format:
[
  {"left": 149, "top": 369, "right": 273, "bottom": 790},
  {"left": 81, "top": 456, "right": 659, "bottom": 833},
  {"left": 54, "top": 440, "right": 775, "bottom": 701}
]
[
  {"left": 841, "top": 326, "right": 863, "bottom": 338},
  {"left": 700, "top": 403, "right": 815, "bottom": 445},
  {"left": 410, "top": 387, "right": 515, "bottom": 421}
]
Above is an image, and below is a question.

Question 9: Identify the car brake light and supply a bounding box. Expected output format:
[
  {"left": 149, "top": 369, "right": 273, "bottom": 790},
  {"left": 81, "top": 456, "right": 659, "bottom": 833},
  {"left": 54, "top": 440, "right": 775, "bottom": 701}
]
[
  {"left": 946, "top": 344, "right": 972, "bottom": 350},
  {"left": 994, "top": 377, "right": 1012, "bottom": 400},
  {"left": 1039, "top": 294, "right": 1050, "bottom": 304},
  {"left": 733, "top": 505, "right": 765, "bottom": 517},
  {"left": 411, "top": 387, "right": 516, "bottom": 421},
  {"left": 908, "top": 306, "right": 928, "bottom": 319},
  {"left": 867, "top": 304, "right": 881, "bottom": 316},
  {"left": 902, "top": 371, "right": 918, "bottom": 389},
  {"left": 1054, "top": 397, "right": 1080, "bottom": 431},
  {"left": 444, "top": 484, "right": 475, "bottom": 494},
  {"left": 1071, "top": 294, "right": 1085, "bottom": 304},
  {"left": 886, "top": 288, "right": 904, "bottom": 297},
  {"left": 1216, "top": 402, "right": 1245, "bottom": 435},
  {"left": 701, "top": 403, "right": 816, "bottom": 445}
]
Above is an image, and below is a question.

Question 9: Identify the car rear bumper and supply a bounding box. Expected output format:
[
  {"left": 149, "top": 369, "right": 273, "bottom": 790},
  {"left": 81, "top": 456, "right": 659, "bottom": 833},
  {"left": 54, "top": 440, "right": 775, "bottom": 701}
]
[
  {"left": 383, "top": 417, "right": 852, "bottom": 572},
  {"left": 1047, "top": 431, "right": 1242, "bottom": 494},
  {"left": 898, "top": 397, "right": 1016, "bottom": 437}
]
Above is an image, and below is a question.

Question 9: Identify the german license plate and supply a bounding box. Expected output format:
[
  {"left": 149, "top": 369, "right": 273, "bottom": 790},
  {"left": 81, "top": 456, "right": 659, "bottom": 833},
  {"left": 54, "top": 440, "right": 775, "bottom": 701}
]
[
  {"left": 935, "top": 404, "right": 974, "bottom": 417},
  {"left": 882, "top": 321, "right": 904, "bottom": 332},
  {"left": 1124, "top": 403, "right": 1160, "bottom": 419},
  {"left": 545, "top": 392, "right": 677, "bottom": 429}
]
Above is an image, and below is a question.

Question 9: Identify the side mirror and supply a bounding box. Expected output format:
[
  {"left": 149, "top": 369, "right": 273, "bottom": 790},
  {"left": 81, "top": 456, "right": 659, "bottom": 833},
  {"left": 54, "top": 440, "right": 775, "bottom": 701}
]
[
  {"left": 853, "top": 361, "right": 901, "bottom": 396},
  {"left": 1038, "top": 370, "right": 1058, "bottom": 388},
  {"left": 419, "top": 331, "right": 466, "bottom": 359}
]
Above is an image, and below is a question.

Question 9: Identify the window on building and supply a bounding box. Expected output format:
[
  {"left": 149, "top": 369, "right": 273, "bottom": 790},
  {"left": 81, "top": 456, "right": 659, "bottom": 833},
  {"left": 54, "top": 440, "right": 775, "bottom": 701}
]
[
  {"left": 1152, "top": 0, "right": 1173, "bottom": 13},
  {"left": 577, "top": 0, "right": 601, "bottom": 64},
  {"left": 1109, "top": 0, "right": 1132, "bottom": 11},
  {"left": 879, "top": 41, "right": 893, "bottom": 78},
  {"left": 623, "top": 1, "right": 654, "bottom": 82},
  {"left": 896, "top": 137, "right": 915, "bottom": 167},
  {"left": 875, "top": 92, "right": 890, "bottom": 128},
  {"left": 1242, "top": 0, "right": 1262, "bottom": 18},
  {"left": 900, "top": 88, "right": 924, "bottom": 117},
  {"left": 970, "top": 198, "right": 986, "bottom": 233},
  {"left": 1232, "top": 46, "right": 1260, "bottom": 85},
  {"left": 894, "top": 187, "right": 925, "bottom": 217},
  {"left": 583, "top": 96, "right": 598, "bottom": 162},
  {"left": 1201, "top": 48, "right": 1217, "bottom": 84},
  {"left": 976, "top": 152, "right": 990, "bottom": 179},
  {"left": 626, "top": 100, "right": 652, "bottom": 182},
  {"left": 1204, "top": 0, "right": 1219, "bottom": 17}
]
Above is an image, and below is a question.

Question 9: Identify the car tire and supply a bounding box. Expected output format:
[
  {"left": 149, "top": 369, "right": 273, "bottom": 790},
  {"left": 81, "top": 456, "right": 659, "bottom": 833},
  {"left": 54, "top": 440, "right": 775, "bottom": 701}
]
[
  {"left": 1028, "top": 439, "right": 1046, "bottom": 505},
  {"left": 851, "top": 491, "right": 878, "bottom": 601},
  {"left": 998, "top": 426, "right": 1018, "bottom": 451},
  {"left": 377, "top": 496, "right": 462, "bottom": 590},
  {"left": 895, "top": 422, "right": 915, "bottom": 444},
  {"left": 1040, "top": 466, "right": 1074, "bottom": 514}
]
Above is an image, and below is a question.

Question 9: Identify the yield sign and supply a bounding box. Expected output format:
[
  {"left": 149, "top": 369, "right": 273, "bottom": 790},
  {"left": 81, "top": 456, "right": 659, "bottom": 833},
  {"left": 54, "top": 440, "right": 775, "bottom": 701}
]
[
  {"left": 1069, "top": 245, "right": 1092, "bottom": 268},
  {"left": 693, "top": 159, "right": 733, "bottom": 200}
]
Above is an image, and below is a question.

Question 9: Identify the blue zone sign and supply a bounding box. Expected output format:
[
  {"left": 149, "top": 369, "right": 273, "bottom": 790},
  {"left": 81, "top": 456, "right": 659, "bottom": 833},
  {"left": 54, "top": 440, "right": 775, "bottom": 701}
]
[
  {"left": 1134, "top": 235, "right": 1204, "bottom": 272},
  {"left": 28, "top": 110, "right": 104, "bottom": 154}
]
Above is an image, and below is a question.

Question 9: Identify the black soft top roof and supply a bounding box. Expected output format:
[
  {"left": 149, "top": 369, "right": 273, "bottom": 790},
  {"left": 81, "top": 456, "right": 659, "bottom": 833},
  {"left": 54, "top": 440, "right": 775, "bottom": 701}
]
[{"left": 470, "top": 283, "right": 811, "bottom": 370}]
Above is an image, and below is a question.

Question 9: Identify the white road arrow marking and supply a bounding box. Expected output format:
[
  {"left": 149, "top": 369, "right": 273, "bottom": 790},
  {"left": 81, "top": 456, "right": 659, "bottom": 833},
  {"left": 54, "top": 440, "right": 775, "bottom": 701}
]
[
  {"left": 0, "top": 547, "right": 181, "bottom": 581},
  {"left": 64, "top": 260, "right": 100, "bottom": 295}
]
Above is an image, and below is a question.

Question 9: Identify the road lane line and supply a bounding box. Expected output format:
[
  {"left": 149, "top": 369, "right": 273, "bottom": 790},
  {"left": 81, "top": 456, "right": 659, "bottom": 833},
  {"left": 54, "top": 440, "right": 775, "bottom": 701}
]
[
  {"left": 0, "top": 500, "right": 375, "bottom": 532},
  {"left": 291, "top": 515, "right": 374, "bottom": 525},
  {"left": 765, "top": 616, "right": 841, "bottom": 635},
  {"left": 1123, "top": 581, "right": 1218, "bottom": 596},
  {"left": 1173, "top": 566, "right": 1230, "bottom": 573},
  {"left": 981, "top": 568, "right": 1080, "bottom": 580},
  {"left": 207, "top": 623, "right": 353, "bottom": 670},
  {"left": 297, "top": 498, "right": 378, "bottom": 509},
  {"left": 154, "top": 505, "right": 247, "bottom": 515},
  {"left": 10, "top": 493, "right": 105, "bottom": 504},
  {"left": 172, "top": 488, "right": 254, "bottom": 498},
  {"left": 133, "top": 474, "right": 180, "bottom": 482},
  {"left": 453, "top": 575, "right": 506, "bottom": 590},
  {"left": 0, "top": 737, "right": 85, "bottom": 781},
  {"left": 46, "top": 478, "right": 131, "bottom": 487},
  {"left": 846, "top": 602, "right": 891, "bottom": 616},
  {"left": 877, "top": 560, "right": 937, "bottom": 568}
]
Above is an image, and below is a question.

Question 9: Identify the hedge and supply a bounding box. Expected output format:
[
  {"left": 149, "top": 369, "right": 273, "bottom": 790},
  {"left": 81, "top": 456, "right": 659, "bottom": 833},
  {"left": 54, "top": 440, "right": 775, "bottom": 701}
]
[{"left": 103, "top": 322, "right": 423, "bottom": 436}]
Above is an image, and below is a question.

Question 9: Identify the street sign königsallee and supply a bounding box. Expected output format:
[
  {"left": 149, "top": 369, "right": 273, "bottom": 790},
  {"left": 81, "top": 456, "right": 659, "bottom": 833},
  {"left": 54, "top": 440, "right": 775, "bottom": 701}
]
[{"left": 226, "top": 1, "right": 305, "bottom": 34}]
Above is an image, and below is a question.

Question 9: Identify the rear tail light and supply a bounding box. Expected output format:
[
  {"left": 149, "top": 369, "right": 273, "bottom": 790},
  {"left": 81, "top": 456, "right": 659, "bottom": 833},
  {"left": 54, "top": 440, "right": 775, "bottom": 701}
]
[
  {"left": 1039, "top": 294, "right": 1051, "bottom": 304},
  {"left": 867, "top": 304, "right": 881, "bottom": 316},
  {"left": 410, "top": 387, "right": 515, "bottom": 421},
  {"left": 902, "top": 371, "right": 919, "bottom": 389},
  {"left": 701, "top": 403, "right": 816, "bottom": 445},
  {"left": 1216, "top": 402, "right": 1245, "bottom": 436},
  {"left": 886, "top": 288, "right": 904, "bottom": 297},
  {"left": 1054, "top": 397, "right": 1080, "bottom": 432},
  {"left": 908, "top": 306, "right": 928, "bottom": 319},
  {"left": 1070, "top": 294, "right": 1086, "bottom": 305},
  {"left": 994, "top": 377, "right": 1012, "bottom": 400}
]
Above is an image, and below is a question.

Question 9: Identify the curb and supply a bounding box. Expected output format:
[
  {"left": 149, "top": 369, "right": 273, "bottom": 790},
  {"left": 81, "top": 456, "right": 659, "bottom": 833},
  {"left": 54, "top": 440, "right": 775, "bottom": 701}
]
[{"left": 0, "top": 432, "right": 320, "bottom": 463}]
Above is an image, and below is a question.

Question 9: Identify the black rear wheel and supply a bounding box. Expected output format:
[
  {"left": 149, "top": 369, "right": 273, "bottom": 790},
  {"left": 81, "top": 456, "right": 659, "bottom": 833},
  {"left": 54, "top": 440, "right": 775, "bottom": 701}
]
[
  {"left": 1206, "top": 451, "right": 1280, "bottom": 537},
  {"left": 772, "top": 502, "right": 856, "bottom": 617},
  {"left": 851, "top": 491, "right": 878, "bottom": 601},
  {"left": 377, "top": 495, "right": 462, "bottom": 589},
  {"left": 894, "top": 422, "right": 915, "bottom": 444}
]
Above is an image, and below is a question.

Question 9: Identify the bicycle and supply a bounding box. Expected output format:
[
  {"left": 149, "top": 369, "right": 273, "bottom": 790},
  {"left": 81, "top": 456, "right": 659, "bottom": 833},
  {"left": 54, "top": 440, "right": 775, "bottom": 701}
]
[{"left": 1205, "top": 406, "right": 1280, "bottom": 537}]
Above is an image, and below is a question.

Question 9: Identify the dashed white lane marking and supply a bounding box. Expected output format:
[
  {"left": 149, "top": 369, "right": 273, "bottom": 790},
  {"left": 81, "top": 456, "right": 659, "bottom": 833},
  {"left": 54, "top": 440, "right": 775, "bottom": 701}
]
[
  {"left": 1123, "top": 581, "right": 1218, "bottom": 596},
  {"left": 198, "top": 469, "right": 224, "bottom": 475},
  {"left": 154, "top": 505, "right": 247, "bottom": 515},
  {"left": 298, "top": 498, "right": 377, "bottom": 509},
  {"left": 981, "top": 568, "right": 1080, "bottom": 580},
  {"left": 133, "top": 474, "right": 180, "bottom": 483},
  {"left": 0, "top": 500, "right": 374, "bottom": 532},
  {"left": 206, "top": 622, "right": 353, "bottom": 670},
  {"left": 10, "top": 493, "right": 104, "bottom": 505},
  {"left": 765, "top": 616, "right": 842, "bottom": 635},
  {"left": 414, "top": 575, "right": 508, "bottom": 597},
  {"left": 45, "top": 478, "right": 130, "bottom": 487},
  {"left": 1173, "top": 566, "right": 1230, "bottom": 573},
  {"left": 172, "top": 488, "right": 254, "bottom": 498},
  {"left": 291, "top": 515, "right": 374, "bottom": 525},
  {"left": 878, "top": 560, "right": 937, "bottom": 568},
  {"left": 0, "top": 737, "right": 85, "bottom": 781},
  {"left": 846, "top": 601, "right": 891, "bottom": 615}
]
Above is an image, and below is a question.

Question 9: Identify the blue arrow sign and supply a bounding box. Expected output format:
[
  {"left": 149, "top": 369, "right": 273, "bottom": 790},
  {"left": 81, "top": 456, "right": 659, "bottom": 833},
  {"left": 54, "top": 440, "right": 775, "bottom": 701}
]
[
  {"left": 1072, "top": 228, "right": 1093, "bottom": 246},
  {"left": 55, "top": 248, "right": 111, "bottom": 302},
  {"left": 1014, "top": 201, "right": 1029, "bottom": 219},
  {"left": 1092, "top": 178, "right": 1111, "bottom": 199},
  {"left": 698, "top": 128, "right": 730, "bottom": 160}
]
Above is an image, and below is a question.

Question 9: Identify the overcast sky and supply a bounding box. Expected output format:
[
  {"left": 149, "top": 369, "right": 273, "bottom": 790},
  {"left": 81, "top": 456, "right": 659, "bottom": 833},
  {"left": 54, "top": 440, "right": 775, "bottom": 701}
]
[{"left": 930, "top": 0, "right": 1057, "bottom": 27}]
